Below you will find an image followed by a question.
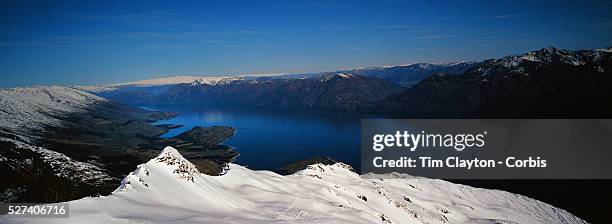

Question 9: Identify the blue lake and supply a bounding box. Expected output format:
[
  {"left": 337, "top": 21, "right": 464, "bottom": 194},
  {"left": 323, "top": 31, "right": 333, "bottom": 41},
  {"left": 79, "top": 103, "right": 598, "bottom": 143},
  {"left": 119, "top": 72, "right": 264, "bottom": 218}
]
[{"left": 143, "top": 104, "right": 379, "bottom": 170}]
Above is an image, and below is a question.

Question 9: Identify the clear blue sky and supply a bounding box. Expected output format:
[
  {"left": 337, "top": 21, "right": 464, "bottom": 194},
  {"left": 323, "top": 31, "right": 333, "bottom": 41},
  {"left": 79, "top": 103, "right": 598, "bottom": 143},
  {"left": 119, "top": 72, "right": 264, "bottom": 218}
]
[{"left": 1, "top": 0, "right": 611, "bottom": 87}]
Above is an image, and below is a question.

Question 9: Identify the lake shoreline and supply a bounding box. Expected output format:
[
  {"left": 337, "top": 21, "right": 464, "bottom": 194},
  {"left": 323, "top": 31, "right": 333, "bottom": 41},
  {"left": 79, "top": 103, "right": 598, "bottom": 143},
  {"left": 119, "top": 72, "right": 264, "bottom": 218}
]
[{"left": 1, "top": 101, "right": 241, "bottom": 203}]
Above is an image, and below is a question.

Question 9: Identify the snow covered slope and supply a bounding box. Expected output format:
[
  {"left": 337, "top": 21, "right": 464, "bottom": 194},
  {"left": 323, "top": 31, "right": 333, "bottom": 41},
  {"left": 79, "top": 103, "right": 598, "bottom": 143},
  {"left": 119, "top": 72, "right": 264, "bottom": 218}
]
[
  {"left": 0, "top": 86, "right": 108, "bottom": 139},
  {"left": 0, "top": 86, "right": 118, "bottom": 201},
  {"left": 2, "top": 146, "right": 585, "bottom": 224}
]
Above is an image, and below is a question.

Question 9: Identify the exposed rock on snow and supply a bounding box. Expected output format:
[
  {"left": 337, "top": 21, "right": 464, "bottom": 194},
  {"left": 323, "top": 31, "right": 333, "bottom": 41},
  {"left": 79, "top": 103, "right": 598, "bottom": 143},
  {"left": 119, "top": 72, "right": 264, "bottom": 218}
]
[
  {"left": 190, "top": 77, "right": 247, "bottom": 86},
  {"left": 0, "top": 86, "right": 119, "bottom": 201},
  {"left": 319, "top": 73, "right": 355, "bottom": 82},
  {"left": 0, "top": 137, "right": 115, "bottom": 186},
  {"left": 486, "top": 46, "right": 612, "bottom": 72},
  {"left": 1, "top": 146, "right": 585, "bottom": 224}
]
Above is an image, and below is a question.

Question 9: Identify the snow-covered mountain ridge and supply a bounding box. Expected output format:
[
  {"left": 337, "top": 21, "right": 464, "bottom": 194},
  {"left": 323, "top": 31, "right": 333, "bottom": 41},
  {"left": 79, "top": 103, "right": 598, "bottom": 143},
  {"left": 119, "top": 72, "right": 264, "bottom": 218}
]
[
  {"left": 2, "top": 146, "right": 585, "bottom": 224},
  {"left": 0, "top": 86, "right": 119, "bottom": 201},
  {"left": 76, "top": 46, "right": 611, "bottom": 92},
  {"left": 77, "top": 61, "right": 478, "bottom": 91},
  {"left": 477, "top": 46, "right": 612, "bottom": 76},
  {"left": 190, "top": 76, "right": 248, "bottom": 86},
  {"left": 0, "top": 86, "right": 190, "bottom": 202},
  {"left": 0, "top": 86, "right": 108, "bottom": 139}
]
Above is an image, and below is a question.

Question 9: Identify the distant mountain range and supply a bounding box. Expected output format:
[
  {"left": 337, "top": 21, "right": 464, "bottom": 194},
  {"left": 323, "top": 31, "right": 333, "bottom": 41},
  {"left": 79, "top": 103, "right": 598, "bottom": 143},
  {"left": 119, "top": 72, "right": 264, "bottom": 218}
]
[
  {"left": 78, "top": 61, "right": 478, "bottom": 110},
  {"left": 286, "top": 62, "right": 478, "bottom": 87},
  {"left": 376, "top": 47, "right": 612, "bottom": 117},
  {"left": 83, "top": 46, "right": 612, "bottom": 117},
  {"left": 78, "top": 62, "right": 476, "bottom": 89},
  {"left": 91, "top": 73, "right": 405, "bottom": 110}
]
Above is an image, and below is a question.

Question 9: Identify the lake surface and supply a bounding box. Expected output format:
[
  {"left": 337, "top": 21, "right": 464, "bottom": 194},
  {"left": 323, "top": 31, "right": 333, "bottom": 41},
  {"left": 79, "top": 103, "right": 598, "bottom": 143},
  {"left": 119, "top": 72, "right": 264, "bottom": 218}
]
[{"left": 143, "top": 104, "right": 379, "bottom": 170}]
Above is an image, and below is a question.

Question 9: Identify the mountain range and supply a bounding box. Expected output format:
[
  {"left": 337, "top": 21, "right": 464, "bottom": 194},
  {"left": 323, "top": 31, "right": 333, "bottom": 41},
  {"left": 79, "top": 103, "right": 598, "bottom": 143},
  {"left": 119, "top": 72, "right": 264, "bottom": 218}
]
[
  {"left": 82, "top": 46, "right": 612, "bottom": 117},
  {"left": 376, "top": 47, "right": 612, "bottom": 117},
  {"left": 300, "top": 62, "right": 478, "bottom": 87},
  {"left": 90, "top": 73, "right": 405, "bottom": 110}
]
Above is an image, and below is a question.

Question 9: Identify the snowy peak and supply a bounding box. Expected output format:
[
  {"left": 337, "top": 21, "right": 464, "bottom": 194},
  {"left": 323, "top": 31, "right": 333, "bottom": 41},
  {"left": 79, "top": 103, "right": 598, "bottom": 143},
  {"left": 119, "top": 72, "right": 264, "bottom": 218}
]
[
  {"left": 467, "top": 46, "right": 612, "bottom": 78},
  {"left": 496, "top": 46, "right": 611, "bottom": 69},
  {"left": 190, "top": 78, "right": 210, "bottom": 86},
  {"left": 319, "top": 73, "right": 356, "bottom": 82},
  {"left": 190, "top": 77, "right": 246, "bottom": 86},
  {"left": 159, "top": 145, "right": 183, "bottom": 157},
  {"left": 155, "top": 146, "right": 200, "bottom": 181},
  {"left": 595, "top": 46, "right": 612, "bottom": 53},
  {"left": 519, "top": 46, "right": 579, "bottom": 64},
  {"left": 115, "top": 146, "right": 199, "bottom": 193}
]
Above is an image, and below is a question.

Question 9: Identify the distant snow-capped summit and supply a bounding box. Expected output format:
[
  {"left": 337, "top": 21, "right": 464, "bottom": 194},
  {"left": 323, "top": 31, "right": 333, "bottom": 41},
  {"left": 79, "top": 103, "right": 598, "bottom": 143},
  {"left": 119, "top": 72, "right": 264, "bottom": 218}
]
[
  {"left": 76, "top": 76, "right": 251, "bottom": 91},
  {"left": 190, "top": 77, "right": 247, "bottom": 86},
  {"left": 486, "top": 46, "right": 612, "bottom": 71},
  {"left": 319, "top": 73, "right": 355, "bottom": 82},
  {"left": 112, "top": 75, "right": 216, "bottom": 86},
  {"left": 1, "top": 146, "right": 585, "bottom": 224}
]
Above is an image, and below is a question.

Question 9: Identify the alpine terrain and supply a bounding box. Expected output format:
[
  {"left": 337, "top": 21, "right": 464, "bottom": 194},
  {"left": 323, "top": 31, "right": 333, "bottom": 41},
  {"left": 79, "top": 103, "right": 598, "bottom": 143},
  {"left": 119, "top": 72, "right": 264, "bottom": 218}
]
[
  {"left": 0, "top": 147, "right": 586, "bottom": 224},
  {"left": 0, "top": 86, "right": 237, "bottom": 202}
]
